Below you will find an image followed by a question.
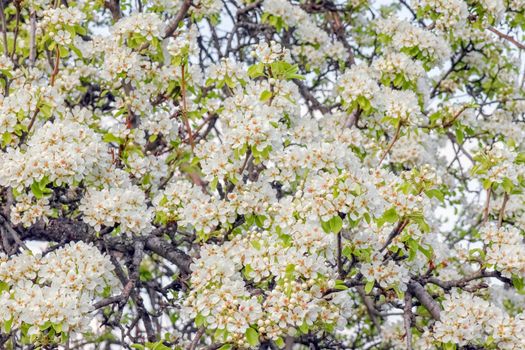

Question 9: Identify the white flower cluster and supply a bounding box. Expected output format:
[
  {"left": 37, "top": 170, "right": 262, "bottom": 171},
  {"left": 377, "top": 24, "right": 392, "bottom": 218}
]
[
  {"left": 0, "top": 85, "right": 40, "bottom": 137},
  {"left": 126, "top": 152, "right": 169, "bottom": 187},
  {"left": 0, "top": 119, "right": 110, "bottom": 191},
  {"left": 375, "top": 17, "right": 451, "bottom": 64},
  {"left": 41, "top": 7, "right": 85, "bottom": 29},
  {"left": 389, "top": 133, "right": 443, "bottom": 167},
  {"left": 113, "top": 12, "right": 165, "bottom": 40},
  {"left": 10, "top": 194, "right": 52, "bottom": 227},
  {"left": 140, "top": 109, "right": 179, "bottom": 143},
  {"left": 252, "top": 41, "right": 290, "bottom": 64},
  {"left": 80, "top": 185, "right": 154, "bottom": 234},
  {"left": 479, "top": 0, "right": 506, "bottom": 19},
  {"left": 481, "top": 224, "right": 525, "bottom": 278},
  {"left": 192, "top": 0, "right": 223, "bottom": 17},
  {"left": 335, "top": 64, "right": 379, "bottom": 108},
  {"left": 263, "top": 0, "right": 347, "bottom": 63},
  {"left": 372, "top": 168, "right": 433, "bottom": 218},
  {"left": 361, "top": 254, "right": 410, "bottom": 292},
  {"left": 154, "top": 178, "right": 237, "bottom": 234},
  {"left": 183, "top": 229, "right": 352, "bottom": 345},
  {"left": 194, "top": 141, "right": 243, "bottom": 183},
  {"left": 102, "top": 43, "right": 149, "bottom": 85},
  {"left": 481, "top": 109, "right": 525, "bottom": 142},
  {"left": 412, "top": 0, "right": 468, "bottom": 31},
  {"left": 0, "top": 242, "right": 117, "bottom": 338},
  {"left": 378, "top": 88, "right": 423, "bottom": 125},
  {"left": 372, "top": 52, "right": 425, "bottom": 86},
  {"left": 166, "top": 25, "right": 198, "bottom": 58},
  {"left": 207, "top": 57, "right": 248, "bottom": 84},
  {"left": 419, "top": 289, "right": 525, "bottom": 349},
  {"left": 474, "top": 143, "right": 525, "bottom": 188},
  {"left": 218, "top": 79, "right": 297, "bottom": 152},
  {"left": 40, "top": 6, "right": 85, "bottom": 46}
]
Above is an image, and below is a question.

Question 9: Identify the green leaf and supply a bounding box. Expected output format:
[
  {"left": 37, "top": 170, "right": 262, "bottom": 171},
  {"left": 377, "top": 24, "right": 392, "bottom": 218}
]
[
  {"left": 406, "top": 238, "right": 419, "bottom": 261},
  {"left": 69, "top": 44, "right": 83, "bottom": 58},
  {"left": 195, "top": 314, "right": 206, "bottom": 327},
  {"left": 0, "top": 281, "right": 8, "bottom": 293},
  {"left": 329, "top": 215, "right": 343, "bottom": 233},
  {"left": 321, "top": 219, "right": 331, "bottom": 233},
  {"left": 482, "top": 178, "right": 493, "bottom": 190},
  {"left": 31, "top": 181, "right": 44, "bottom": 199},
  {"left": 245, "top": 327, "right": 259, "bottom": 346},
  {"left": 103, "top": 133, "right": 124, "bottom": 145},
  {"left": 512, "top": 275, "right": 524, "bottom": 292},
  {"left": 52, "top": 323, "right": 62, "bottom": 333},
  {"left": 285, "top": 263, "right": 295, "bottom": 279},
  {"left": 4, "top": 318, "right": 12, "bottom": 333},
  {"left": 250, "top": 240, "right": 261, "bottom": 250},
  {"left": 210, "top": 177, "right": 218, "bottom": 191},
  {"left": 365, "top": 280, "right": 374, "bottom": 294},
  {"left": 145, "top": 342, "right": 171, "bottom": 350},
  {"left": 259, "top": 90, "right": 272, "bottom": 102},
  {"left": 247, "top": 63, "right": 264, "bottom": 79},
  {"left": 1, "top": 132, "right": 12, "bottom": 147},
  {"left": 380, "top": 207, "right": 399, "bottom": 225},
  {"left": 443, "top": 342, "right": 457, "bottom": 350},
  {"left": 274, "top": 337, "right": 285, "bottom": 348},
  {"left": 334, "top": 280, "right": 348, "bottom": 290},
  {"left": 298, "top": 322, "right": 309, "bottom": 334},
  {"left": 502, "top": 177, "right": 514, "bottom": 193},
  {"left": 254, "top": 215, "right": 266, "bottom": 228},
  {"left": 217, "top": 345, "right": 232, "bottom": 350},
  {"left": 425, "top": 189, "right": 444, "bottom": 202},
  {"left": 455, "top": 128, "right": 464, "bottom": 144}
]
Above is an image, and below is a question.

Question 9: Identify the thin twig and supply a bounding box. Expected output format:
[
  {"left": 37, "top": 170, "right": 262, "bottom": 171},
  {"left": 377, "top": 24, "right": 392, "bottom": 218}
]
[
  {"left": 19, "top": 108, "right": 40, "bottom": 145},
  {"left": 403, "top": 292, "right": 413, "bottom": 350},
  {"left": 337, "top": 231, "right": 343, "bottom": 278},
  {"left": 356, "top": 285, "right": 381, "bottom": 331},
  {"left": 50, "top": 46, "right": 60, "bottom": 86},
  {"left": 0, "top": 0, "right": 8, "bottom": 56},
  {"left": 378, "top": 123, "right": 402, "bottom": 166},
  {"left": 181, "top": 64, "right": 194, "bottom": 150},
  {"left": 498, "top": 192, "right": 509, "bottom": 228},
  {"left": 11, "top": 5, "right": 20, "bottom": 60},
  {"left": 488, "top": 26, "right": 525, "bottom": 50},
  {"left": 482, "top": 188, "right": 492, "bottom": 225},
  {"left": 29, "top": 11, "right": 37, "bottom": 66},
  {"left": 188, "top": 327, "right": 205, "bottom": 350},
  {"left": 380, "top": 219, "right": 409, "bottom": 252},
  {"left": 442, "top": 105, "right": 469, "bottom": 128}
]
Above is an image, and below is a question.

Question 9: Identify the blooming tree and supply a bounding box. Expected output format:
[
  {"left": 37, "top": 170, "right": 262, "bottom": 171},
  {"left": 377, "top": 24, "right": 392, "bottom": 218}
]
[{"left": 0, "top": 0, "right": 525, "bottom": 349}]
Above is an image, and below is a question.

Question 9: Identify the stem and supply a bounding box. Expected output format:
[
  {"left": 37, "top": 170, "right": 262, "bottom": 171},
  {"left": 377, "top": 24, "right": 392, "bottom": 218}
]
[
  {"left": 498, "top": 193, "right": 509, "bottom": 228},
  {"left": 403, "top": 292, "right": 413, "bottom": 350},
  {"left": 378, "top": 123, "right": 402, "bottom": 166},
  {"left": 29, "top": 10, "right": 37, "bottom": 66},
  {"left": 163, "top": 0, "right": 192, "bottom": 38},
  {"left": 337, "top": 231, "right": 343, "bottom": 278},
  {"left": 50, "top": 46, "right": 60, "bottom": 86},
  {"left": 181, "top": 64, "right": 194, "bottom": 150},
  {"left": 0, "top": 0, "right": 8, "bottom": 57},
  {"left": 482, "top": 188, "right": 492, "bottom": 225},
  {"left": 488, "top": 26, "right": 525, "bottom": 50},
  {"left": 189, "top": 327, "right": 205, "bottom": 350},
  {"left": 11, "top": 5, "right": 20, "bottom": 60}
]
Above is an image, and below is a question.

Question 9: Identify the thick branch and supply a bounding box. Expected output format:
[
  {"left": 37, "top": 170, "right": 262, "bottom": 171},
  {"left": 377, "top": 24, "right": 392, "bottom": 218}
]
[
  {"left": 22, "top": 218, "right": 192, "bottom": 277},
  {"left": 407, "top": 280, "right": 441, "bottom": 321},
  {"left": 163, "top": 0, "right": 192, "bottom": 39}
]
